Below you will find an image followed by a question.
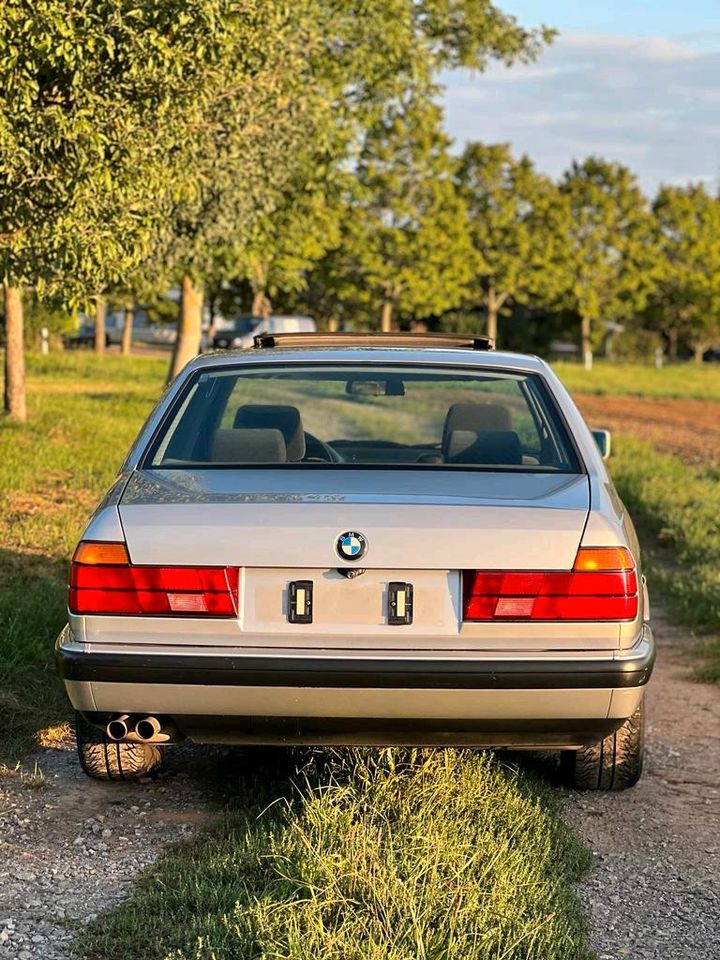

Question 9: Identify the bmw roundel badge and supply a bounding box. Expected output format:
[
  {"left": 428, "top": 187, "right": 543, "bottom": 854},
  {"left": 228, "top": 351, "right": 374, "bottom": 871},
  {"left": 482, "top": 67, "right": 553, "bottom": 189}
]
[{"left": 336, "top": 531, "right": 367, "bottom": 562}]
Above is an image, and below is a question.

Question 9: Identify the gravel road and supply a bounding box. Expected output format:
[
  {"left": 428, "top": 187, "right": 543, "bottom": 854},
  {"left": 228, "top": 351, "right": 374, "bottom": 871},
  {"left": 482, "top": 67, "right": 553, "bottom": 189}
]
[
  {"left": 1, "top": 611, "right": 718, "bottom": 960},
  {"left": 565, "top": 611, "right": 720, "bottom": 959}
]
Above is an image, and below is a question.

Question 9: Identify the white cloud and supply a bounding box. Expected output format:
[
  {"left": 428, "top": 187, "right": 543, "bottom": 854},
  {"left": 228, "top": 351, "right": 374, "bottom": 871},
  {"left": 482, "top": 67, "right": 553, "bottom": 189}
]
[{"left": 442, "top": 32, "right": 720, "bottom": 195}]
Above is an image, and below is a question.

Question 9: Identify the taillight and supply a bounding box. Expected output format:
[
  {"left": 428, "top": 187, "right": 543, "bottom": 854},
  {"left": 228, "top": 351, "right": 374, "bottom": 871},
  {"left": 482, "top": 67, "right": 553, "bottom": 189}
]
[
  {"left": 463, "top": 547, "right": 638, "bottom": 622},
  {"left": 69, "top": 541, "right": 239, "bottom": 617}
]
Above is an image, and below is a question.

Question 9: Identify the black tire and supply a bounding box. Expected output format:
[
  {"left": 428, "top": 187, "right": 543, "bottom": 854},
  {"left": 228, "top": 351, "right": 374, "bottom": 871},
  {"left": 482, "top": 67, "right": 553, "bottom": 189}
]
[
  {"left": 563, "top": 698, "right": 645, "bottom": 791},
  {"left": 75, "top": 712, "right": 164, "bottom": 781}
]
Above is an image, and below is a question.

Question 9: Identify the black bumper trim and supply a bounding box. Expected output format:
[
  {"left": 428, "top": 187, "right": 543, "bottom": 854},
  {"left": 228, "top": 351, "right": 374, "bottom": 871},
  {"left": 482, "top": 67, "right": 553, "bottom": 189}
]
[{"left": 57, "top": 646, "right": 654, "bottom": 690}]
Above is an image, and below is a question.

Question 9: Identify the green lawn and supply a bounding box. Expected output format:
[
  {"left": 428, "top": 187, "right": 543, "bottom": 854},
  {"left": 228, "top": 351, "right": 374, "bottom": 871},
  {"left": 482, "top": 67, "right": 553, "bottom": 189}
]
[
  {"left": 553, "top": 360, "right": 720, "bottom": 400},
  {"left": 609, "top": 437, "right": 720, "bottom": 682}
]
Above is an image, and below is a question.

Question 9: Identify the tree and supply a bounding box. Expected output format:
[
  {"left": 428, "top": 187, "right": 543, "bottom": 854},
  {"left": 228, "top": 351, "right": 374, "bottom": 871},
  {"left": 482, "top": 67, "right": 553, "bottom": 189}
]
[
  {"left": 0, "top": 0, "right": 303, "bottom": 403},
  {"left": 651, "top": 185, "right": 720, "bottom": 362},
  {"left": 307, "top": 100, "right": 478, "bottom": 331},
  {"left": 559, "top": 158, "right": 661, "bottom": 369},
  {"left": 456, "top": 143, "right": 570, "bottom": 343},
  {"left": 164, "top": 0, "right": 554, "bottom": 372}
]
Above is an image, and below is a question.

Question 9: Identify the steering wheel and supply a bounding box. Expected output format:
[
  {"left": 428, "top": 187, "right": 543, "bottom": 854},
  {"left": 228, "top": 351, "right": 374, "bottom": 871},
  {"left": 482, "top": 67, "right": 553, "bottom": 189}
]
[{"left": 304, "top": 432, "right": 344, "bottom": 463}]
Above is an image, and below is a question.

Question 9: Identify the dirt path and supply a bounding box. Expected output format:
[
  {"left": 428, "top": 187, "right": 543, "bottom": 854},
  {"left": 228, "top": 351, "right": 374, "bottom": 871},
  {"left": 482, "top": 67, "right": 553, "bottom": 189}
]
[
  {"left": 575, "top": 393, "right": 720, "bottom": 467},
  {"left": 565, "top": 611, "right": 720, "bottom": 959},
  {"left": 0, "top": 613, "right": 718, "bottom": 960}
]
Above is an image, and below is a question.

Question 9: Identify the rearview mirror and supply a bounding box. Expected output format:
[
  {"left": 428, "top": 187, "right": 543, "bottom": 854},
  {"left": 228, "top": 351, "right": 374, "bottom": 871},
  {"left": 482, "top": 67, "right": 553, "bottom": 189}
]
[
  {"left": 346, "top": 379, "right": 405, "bottom": 397},
  {"left": 592, "top": 429, "right": 612, "bottom": 460}
]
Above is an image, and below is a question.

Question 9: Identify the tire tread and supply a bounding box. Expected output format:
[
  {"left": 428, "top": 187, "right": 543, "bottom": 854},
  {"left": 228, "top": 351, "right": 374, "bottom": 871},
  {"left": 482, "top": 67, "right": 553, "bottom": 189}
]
[{"left": 75, "top": 713, "right": 163, "bottom": 781}]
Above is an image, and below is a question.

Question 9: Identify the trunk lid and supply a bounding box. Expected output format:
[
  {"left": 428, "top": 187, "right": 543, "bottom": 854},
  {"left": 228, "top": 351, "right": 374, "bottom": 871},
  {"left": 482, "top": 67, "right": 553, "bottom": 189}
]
[{"left": 119, "top": 468, "right": 590, "bottom": 571}]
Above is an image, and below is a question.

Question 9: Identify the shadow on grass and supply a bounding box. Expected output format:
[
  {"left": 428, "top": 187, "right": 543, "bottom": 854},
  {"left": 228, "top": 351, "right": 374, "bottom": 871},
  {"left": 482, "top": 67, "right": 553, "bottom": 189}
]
[{"left": 0, "top": 547, "right": 70, "bottom": 763}]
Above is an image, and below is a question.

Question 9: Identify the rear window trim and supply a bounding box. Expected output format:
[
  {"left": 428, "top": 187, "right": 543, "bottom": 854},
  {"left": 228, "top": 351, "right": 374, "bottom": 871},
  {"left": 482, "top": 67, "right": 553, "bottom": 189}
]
[{"left": 138, "top": 360, "right": 586, "bottom": 476}]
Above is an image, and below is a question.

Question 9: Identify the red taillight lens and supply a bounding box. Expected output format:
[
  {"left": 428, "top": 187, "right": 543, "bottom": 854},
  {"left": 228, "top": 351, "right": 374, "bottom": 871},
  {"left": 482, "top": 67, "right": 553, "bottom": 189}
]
[
  {"left": 463, "top": 547, "right": 638, "bottom": 622},
  {"left": 69, "top": 541, "right": 238, "bottom": 618}
]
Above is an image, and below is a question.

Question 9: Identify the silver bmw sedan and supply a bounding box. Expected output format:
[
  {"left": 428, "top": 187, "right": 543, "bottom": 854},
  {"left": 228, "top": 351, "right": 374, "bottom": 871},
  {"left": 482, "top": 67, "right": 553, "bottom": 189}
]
[{"left": 56, "top": 333, "right": 653, "bottom": 790}]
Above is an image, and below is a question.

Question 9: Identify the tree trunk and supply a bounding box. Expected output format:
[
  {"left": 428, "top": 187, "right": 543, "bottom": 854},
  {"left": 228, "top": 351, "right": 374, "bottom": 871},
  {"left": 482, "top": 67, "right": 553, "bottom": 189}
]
[
  {"left": 693, "top": 342, "right": 706, "bottom": 364},
  {"left": 251, "top": 290, "right": 271, "bottom": 320},
  {"left": 668, "top": 327, "right": 678, "bottom": 361},
  {"left": 94, "top": 296, "right": 107, "bottom": 354},
  {"left": 486, "top": 288, "right": 499, "bottom": 344},
  {"left": 206, "top": 292, "right": 218, "bottom": 344},
  {"left": 121, "top": 300, "right": 133, "bottom": 356},
  {"left": 328, "top": 316, "right": 339, "bottom": 332},
  {"left": 380, "top": 300, "right": 393, "bottom": 333},
  {"left": 168, "top": 273, "right": 203, "bottom": 382},
  {"left": 3, "top": 283, "right": 26, "bottom": 421},
  {"left": 581, "top": 315, "right": 593, "bottom": 371}
]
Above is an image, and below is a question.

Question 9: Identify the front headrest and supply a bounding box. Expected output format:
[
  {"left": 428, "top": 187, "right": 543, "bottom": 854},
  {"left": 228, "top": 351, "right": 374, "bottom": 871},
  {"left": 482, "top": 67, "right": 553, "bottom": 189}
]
[
  {"left": 446, "top": 430, "right": 522, "bottom": 466},
  {"left": 212, "top": 428, "right": 287, "bottom": 463},
  {"left": 233, "top": 404, "right": 305, "bottom": 461}
]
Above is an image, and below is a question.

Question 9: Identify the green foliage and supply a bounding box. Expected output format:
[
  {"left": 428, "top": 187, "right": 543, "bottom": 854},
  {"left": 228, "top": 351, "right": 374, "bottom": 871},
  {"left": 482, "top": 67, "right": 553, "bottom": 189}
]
[
  {"left": 559, "top": 159, "right": 662, "bottom": 348},
  {"left": 554, "top": 360, "right": 720, "bottom": 400},
  {"left": 0, "top": 0, "right": 240, "bottom": 297},
  {"left": 307, "top": 100, "right": 477, "bottom": 327},
  {"left": 157, "top": 0, "right": 554, "bottom": 308},
  {"left": 80, "top": 749, "right": 591, "bottom": 960},
  {"left": 456, "top": 143, "right": 570, "bottom": 340},
  {"left": 609, "top": 437, "right": 720, "bottom": 678},
  {"left": 649, "top": 184, "right": 720, "bottom": 359}
]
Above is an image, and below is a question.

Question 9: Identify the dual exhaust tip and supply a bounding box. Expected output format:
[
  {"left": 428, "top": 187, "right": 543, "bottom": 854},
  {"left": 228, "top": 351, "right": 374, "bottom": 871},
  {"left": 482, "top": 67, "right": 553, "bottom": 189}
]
[{"left": 106, "top": 714, "right": 176, "bottom": 744}]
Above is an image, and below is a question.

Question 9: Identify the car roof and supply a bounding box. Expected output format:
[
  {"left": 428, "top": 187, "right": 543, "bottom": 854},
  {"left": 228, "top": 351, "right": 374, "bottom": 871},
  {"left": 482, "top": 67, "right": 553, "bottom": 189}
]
[{"left": 188, "top": 346, "right": 549, "bottom": 375}]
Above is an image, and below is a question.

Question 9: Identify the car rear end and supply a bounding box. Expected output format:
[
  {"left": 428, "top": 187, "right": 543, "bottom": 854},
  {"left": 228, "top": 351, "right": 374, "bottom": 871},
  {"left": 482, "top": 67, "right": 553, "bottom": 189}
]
[{"left": 57, "top": 338, "right": 653, "bottom": 786}]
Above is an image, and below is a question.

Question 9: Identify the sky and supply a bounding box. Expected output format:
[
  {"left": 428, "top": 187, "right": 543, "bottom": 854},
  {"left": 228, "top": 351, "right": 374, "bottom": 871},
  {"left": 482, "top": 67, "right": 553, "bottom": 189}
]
[{"left": 442, "top": 1, "right": 720, "bottom": 195}]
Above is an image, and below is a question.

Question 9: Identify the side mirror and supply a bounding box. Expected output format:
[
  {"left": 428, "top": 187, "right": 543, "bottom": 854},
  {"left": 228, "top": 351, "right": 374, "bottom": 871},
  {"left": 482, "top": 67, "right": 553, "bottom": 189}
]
[{"left": 592, "top": 429, "right": 612, "bottom": 460}]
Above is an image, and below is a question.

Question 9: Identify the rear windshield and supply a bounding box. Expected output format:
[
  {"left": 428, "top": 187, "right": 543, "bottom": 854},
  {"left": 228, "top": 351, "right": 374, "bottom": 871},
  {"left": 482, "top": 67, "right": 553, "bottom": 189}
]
[{"left": 145, "top": 363, "right": 580, "bottom": 473}]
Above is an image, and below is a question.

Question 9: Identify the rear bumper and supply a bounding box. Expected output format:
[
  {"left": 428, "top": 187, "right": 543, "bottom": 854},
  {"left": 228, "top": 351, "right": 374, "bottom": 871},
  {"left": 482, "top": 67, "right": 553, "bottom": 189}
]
[
  {"left": 57, "top": 627, "right": 653, "bottom": 748},
  {"left": 56, "top": 630, "right": 654, "bottom": 691}
]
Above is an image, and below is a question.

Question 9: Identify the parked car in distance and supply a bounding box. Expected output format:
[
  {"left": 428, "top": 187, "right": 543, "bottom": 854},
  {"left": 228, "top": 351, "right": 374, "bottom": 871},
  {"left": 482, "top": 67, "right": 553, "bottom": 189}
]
[
  {"left": 57, "top": 332, "right": 653, "bottom": 790},
  {"left": 212, "top": 314, "right": 315, "bottom": 350},
  {"left": 64, "top": 310, "right": 176, "bottom": 349}
]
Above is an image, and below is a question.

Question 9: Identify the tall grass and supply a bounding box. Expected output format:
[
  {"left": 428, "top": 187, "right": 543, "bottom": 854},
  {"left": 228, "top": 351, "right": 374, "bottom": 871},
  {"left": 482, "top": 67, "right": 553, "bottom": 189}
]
[
  {"left": 80, "top": 749, "right": 592, "bottom": 960},
  {"left": 554, "top": 361, "right": 720, "bottom": 400},
  {"left": 610, "top": 437, "right": 720, "bottom": 681}
]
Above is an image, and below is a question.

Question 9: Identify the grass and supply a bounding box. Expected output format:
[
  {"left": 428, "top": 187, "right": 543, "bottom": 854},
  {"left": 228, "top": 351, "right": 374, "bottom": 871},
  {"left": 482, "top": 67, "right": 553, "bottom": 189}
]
[
  {"left": 0, "top": 352, "right": 166, "bottom": 759},
  {"left": 553, "top": 360, "right": 720, "bottom": 400},
  {"left": 609, "top": 436, "right": 720, "bottom": 682},
  {"left": 79, "top": 749, "right": 592, "bottom": 960}
]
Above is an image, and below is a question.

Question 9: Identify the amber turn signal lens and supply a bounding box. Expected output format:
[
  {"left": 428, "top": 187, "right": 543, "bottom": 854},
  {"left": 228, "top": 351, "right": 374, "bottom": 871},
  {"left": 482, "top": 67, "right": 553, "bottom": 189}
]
[
  {"left": 573, "top": 547, "right": 634, "bottom": 572},
  {"left": 72, "top": 541, "right": 130, "bottom": 565}
]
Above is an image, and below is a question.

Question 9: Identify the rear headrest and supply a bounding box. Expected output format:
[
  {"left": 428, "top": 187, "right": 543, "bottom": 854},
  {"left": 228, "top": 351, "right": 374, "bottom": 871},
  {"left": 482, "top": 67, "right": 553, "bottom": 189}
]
[
  {"left": 212, "top": 428, "right": 287, "bottom": 463},
  {"left": 443, "top": 402, "right": 513, "bottom": 444},
  {"left": 233, "top": 404, "right": 305, "bottom": 461},
  {"left": 446, "top": 430, "right": 522, "bottom": 466}
]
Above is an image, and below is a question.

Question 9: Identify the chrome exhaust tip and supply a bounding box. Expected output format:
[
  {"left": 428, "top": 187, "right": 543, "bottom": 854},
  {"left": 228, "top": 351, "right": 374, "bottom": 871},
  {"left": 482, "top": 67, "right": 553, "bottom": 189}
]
[
  {"left": 135, "top": 716, "right": 162, "bottom": 742},
  {"left": 106, "top": 715, "right": 130, "bottom": 742}
]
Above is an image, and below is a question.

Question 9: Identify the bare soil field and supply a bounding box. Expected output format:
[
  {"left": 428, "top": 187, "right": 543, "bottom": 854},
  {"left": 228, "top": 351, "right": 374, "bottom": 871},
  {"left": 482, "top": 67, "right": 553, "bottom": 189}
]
[{"left": 575, "top": 394, "right": 720, "bottom": 467}]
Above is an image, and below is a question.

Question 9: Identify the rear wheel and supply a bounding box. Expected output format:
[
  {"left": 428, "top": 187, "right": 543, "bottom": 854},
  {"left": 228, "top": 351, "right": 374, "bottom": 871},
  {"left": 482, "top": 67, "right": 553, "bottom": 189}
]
[
  {"left": 75, "top": 712, "right": 164, "bottom": 781},
  {"left": 563, "top": 699, "right": 645, "bottom": 791}
]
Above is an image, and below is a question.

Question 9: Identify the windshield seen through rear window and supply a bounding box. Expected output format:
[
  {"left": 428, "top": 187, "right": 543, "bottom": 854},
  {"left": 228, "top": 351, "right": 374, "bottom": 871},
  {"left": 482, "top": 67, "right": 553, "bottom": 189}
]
[{"left": 145, "top": 364, "right": 580, "bottom": 472}]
